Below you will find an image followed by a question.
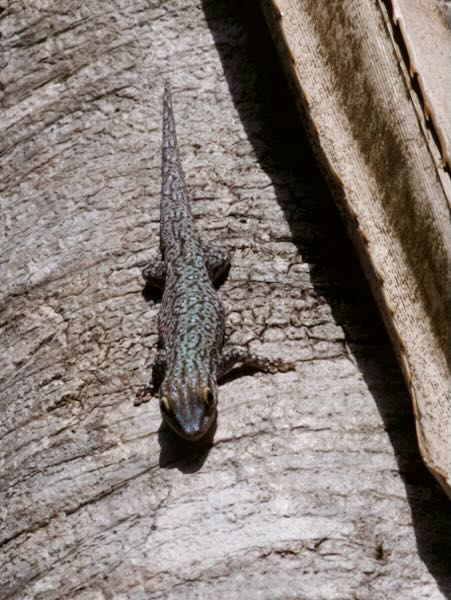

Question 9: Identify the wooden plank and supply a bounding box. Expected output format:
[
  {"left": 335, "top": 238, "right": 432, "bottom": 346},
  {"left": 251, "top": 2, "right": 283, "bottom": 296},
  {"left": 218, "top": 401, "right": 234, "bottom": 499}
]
[
  {"left": 261, "top": 0, "right": 451, "bottom": 496},
  {"left": 389, "top": 0, "right": 451, "bottom": 171}
]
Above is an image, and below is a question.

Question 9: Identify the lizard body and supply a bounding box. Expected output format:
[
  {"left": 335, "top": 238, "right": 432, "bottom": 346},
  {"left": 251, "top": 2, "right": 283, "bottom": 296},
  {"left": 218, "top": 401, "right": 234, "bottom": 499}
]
[{"left": 139, "top": 84, "right": 290, "bottom": 441}]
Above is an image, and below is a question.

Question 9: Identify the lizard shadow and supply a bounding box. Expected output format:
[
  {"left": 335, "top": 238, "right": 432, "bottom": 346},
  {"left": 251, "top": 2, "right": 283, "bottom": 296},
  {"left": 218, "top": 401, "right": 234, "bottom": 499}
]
[
  {"left": 201, "top": 0, "right": 451, "bottom": 595},
  {"left": 219, "top": 364, "right": 262, "bottom": 385},
  {"left": 142, "top": 283, "right": 163, "bottom": 304},
  {"left": 158, "top": 421, "right": 216, "bottom": 473}
]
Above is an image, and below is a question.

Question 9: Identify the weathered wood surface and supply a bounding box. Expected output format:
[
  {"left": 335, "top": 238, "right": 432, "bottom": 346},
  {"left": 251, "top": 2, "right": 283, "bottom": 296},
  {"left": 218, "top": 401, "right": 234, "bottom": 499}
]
[
  {"left": 1, "top": 1, "right": 451, "bottom": 598},
  {"left": 261, "top": 0, "right": 451, "bottom": 498},
  {"left": 388, "top": 0, "right": 451, "bottom": 170},
  {"left": 387, "top": 0, "right": 451, "bottom": 197}
]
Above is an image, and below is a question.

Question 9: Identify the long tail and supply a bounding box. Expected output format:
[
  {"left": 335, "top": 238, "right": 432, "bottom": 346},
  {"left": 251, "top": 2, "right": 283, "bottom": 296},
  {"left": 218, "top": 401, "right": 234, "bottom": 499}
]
[
  {"left": 161, "top": 82, "right": 188, "bottom": 204},
  {"left": 160, "top": 83, "right": 193, "bottom": 258}
]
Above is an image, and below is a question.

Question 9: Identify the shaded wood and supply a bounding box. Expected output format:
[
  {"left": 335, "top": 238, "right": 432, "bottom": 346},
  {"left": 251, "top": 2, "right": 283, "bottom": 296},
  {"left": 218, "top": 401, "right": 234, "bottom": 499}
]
[{"left": 262, "top": 0, "right": 451, "bottom": 497}]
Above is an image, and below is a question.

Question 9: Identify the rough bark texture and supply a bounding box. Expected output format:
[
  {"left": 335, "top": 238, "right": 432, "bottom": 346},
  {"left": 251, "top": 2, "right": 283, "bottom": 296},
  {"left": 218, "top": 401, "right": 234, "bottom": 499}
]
[{"left": 1, "top": 2, "right": 451, "bottom": 599}]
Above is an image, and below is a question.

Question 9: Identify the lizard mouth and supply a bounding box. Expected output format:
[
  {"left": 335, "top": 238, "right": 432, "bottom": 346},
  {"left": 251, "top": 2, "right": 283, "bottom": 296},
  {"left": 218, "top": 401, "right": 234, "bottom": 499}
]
[{"left": 164, "top": 408, "right": 217, "bottom": 442}]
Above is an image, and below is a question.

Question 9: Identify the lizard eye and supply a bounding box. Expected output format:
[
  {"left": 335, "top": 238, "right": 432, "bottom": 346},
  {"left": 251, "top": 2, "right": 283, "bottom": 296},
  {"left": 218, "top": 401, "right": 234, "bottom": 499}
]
[
  {"left": 202, "top": 387, "right": 215, "bottom": 408},
  {"left": 160, "top": 396, "right": 172, "bottom": 415}
]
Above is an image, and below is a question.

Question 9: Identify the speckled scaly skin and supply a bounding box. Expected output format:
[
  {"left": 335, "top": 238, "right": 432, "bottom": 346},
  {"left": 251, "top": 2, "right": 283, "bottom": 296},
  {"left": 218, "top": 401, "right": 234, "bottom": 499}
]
[{"left": 138, "top": 84, "right": 292, "bottom": 441}]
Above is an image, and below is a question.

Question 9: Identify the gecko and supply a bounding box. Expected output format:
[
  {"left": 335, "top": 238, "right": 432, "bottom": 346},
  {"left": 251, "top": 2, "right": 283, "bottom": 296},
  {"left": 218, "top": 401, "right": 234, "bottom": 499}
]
[{"left": 136, "top": 83, "right": 292, "bottom": 441}]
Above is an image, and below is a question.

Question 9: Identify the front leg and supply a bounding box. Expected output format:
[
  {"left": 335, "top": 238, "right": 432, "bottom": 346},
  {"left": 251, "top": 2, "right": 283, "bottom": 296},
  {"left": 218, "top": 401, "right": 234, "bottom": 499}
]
[
  {"left": 203, "top": 243, "right": 231, "bottom": 283},
  {"left": 218, "top": 347, "right": 295, "bottom": 380},
  {"left": 135, "top": 349, "right": 167, "bottom": 405},
  {"left": 142, "top": 251, "right": 166, "bottom": 289}
]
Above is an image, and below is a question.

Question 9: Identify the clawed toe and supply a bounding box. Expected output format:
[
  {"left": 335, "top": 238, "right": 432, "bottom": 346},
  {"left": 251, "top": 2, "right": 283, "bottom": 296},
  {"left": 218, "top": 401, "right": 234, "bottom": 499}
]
[{"left": 134, "top": 384, "right": 156, "bottom": 406}]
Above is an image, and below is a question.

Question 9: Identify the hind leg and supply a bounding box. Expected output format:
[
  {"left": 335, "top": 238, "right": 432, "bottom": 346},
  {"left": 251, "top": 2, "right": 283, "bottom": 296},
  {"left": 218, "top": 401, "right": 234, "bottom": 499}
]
[
  {"left": 203, "top": 244, "right": 231, "bottom": 283},
  {"left": 142, "top": 252, "right": 166, "bottom": 289},
  {"left": 218, "top": 347, "right": 295, "bottom": 380}
]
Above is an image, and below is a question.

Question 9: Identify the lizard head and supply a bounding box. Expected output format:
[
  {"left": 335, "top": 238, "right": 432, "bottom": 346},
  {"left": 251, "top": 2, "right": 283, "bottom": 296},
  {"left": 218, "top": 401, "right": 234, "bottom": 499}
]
[{"left": 159, "top": 376, "right": 218, "bottom": 442}]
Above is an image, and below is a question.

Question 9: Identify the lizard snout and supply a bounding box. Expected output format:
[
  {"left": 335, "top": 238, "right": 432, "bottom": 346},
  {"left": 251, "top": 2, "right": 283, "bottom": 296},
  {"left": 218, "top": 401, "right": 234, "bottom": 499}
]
[{"left": 160, "top": 387, "right": 217, "bottom": 441}]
